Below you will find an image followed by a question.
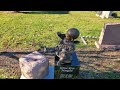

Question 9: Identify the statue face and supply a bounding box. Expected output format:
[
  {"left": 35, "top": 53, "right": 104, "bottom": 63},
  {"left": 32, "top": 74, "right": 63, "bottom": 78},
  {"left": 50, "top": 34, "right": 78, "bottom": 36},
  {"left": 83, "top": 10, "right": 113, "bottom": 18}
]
[{"left": 66, "top": 34, "right": 72, "bottom": 40}]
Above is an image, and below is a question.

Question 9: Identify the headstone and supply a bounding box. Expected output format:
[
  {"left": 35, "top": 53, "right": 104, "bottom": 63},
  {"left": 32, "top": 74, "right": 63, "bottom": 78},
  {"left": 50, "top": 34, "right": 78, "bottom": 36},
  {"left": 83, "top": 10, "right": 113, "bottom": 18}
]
[
  {"left": 19, "top": 51, "right": 49, "bottom": 79},
  {"left": 100, "top": 11, "right": 113, "bottom": 19},
  {"left": 95, "top": 23, "right": 120, "bottom": 50},
  {"left": 96, "top": 11, "right": 102, "bottom": 16}
]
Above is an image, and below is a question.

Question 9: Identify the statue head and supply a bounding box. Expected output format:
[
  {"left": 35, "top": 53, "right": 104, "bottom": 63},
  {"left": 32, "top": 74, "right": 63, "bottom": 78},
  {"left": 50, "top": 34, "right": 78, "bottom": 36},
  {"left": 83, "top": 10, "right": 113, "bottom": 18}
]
[{"left": 66, "top": 28, "right": 80, "bottom": 40}]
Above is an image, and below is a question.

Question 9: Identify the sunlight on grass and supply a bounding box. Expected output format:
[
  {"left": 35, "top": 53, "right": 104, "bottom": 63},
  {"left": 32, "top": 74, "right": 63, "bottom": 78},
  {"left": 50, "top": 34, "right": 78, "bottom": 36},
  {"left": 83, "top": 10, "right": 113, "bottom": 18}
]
[
  {"left": 0, "top": 11, "right": 120, "bottom": 50},
  {"left": 1, "top": 11, "right": 120, "bottom": 79},
  {"left": 0, "top": 68, "right": 20, "bottom": 79}
]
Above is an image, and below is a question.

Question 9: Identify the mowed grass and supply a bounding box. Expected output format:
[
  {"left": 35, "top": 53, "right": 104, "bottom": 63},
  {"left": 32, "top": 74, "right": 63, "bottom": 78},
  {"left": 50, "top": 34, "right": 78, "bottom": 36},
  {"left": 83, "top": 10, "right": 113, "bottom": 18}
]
[
  {"left": 0, "top": 11, "right": 120, "bottom": 50},
  {"left": 0, "top": 11, "right": 120, "bottom": 79}
]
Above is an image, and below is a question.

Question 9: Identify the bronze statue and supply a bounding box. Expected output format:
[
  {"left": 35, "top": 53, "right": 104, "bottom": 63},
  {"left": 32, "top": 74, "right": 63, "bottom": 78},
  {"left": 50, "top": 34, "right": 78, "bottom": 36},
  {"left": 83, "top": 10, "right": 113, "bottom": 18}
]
[{"left": 55, "top": 28, "right": 80, "bottom": 66}]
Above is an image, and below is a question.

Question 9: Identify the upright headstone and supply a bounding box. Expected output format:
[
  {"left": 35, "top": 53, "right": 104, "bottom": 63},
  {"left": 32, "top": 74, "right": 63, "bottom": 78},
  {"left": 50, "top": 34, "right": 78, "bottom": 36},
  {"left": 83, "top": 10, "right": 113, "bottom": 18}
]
[
  {"left": 95, "top": 23, "right": 120, "bottom": 50},
  {"left": 100, "top": 11, "right": 113, "bottom": 19}
]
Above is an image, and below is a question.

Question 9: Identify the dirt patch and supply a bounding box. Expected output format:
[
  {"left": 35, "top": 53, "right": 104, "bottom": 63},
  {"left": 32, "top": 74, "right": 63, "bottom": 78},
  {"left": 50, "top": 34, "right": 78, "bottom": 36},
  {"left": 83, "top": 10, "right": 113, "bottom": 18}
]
[
  {"left": 0, "top": 48, "right": 120, "bottom": 79},
  {"left": 0, "top": 48, "right": 55, "bottom": 79},
  {"left": 76, "top": 48, "right": 120, "bottom": 79}
]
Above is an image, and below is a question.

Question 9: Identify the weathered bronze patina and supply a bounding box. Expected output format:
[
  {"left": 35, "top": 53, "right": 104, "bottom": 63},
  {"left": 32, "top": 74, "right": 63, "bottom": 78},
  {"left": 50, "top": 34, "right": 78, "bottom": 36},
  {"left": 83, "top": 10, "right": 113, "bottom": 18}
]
[{"left": 55, "top": 28, "right": 80, "bottom": 66}]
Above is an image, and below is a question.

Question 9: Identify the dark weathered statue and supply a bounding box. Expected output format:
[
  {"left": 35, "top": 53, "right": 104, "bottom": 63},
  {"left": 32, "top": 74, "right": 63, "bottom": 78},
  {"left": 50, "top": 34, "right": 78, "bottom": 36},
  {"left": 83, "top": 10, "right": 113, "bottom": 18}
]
[{"left": 55, "top": 28, "right": 80, "bottom": 66}]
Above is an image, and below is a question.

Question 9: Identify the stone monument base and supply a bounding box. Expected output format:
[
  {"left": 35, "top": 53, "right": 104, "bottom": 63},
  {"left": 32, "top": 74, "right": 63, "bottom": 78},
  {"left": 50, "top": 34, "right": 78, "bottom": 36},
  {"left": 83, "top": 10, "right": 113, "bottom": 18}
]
[
  {"left": 20, "top": 66, "right": 54, "bottom": 79},
  {"left": 55, "top": 66, "right": 79, "bottom": 79},
  {"left": 54, "top": 52, "right": 80, "bottom": 79},
  {"left": 19, "top": 51, "right": 49, "bottom": 79},
  {"left": 20, "top": 74, "right": 26, "bottom": 79},
  {"left": 95, "top": 41, "right": 120, "bottom": 50}
]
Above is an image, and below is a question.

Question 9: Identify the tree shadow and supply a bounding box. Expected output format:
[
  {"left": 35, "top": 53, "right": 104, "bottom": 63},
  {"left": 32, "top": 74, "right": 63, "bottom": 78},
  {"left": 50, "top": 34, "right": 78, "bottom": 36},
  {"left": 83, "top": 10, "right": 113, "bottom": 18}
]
[
  {"left": 78, "top": 49, "right": 120, "bottom": 79},
  {"left": 115, "top": 16, "right": 120, "bottom": 18},
  {"left": 0, "top": 48, "right": 55, "bottom": 61},
  {"left": 20, "top": 11, "right": 69, "bottom": 14},
  {"left": 77, "top": 50, "right": 120, "bottom": 60},
  {"left": 79, "top": 60, "right": 120, "bottom": 79},
  {"left": 79, "top": 70, "right": 120, "bottom": 79},
  {"left": 80, "top": 55, "right": 120, "bottom": 60},
  {"left": 77, "top": 50, "right": 104, "bottom": 54},
  {"left": 0, "top": 51, "right": 32, "bottom": 60},
  {"left": 111, "top": 13, "right": 120, "bottom": 18}
]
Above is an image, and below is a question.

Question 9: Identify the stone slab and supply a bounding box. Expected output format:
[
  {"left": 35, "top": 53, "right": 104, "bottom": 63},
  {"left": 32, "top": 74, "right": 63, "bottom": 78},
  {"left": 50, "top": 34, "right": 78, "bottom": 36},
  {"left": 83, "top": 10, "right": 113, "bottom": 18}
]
[
  {"left": 20, "top": 66, "right": 54, "bottom": 79},
  {"left": 95, "top": 23, "right": 120, "bottom": 49}
]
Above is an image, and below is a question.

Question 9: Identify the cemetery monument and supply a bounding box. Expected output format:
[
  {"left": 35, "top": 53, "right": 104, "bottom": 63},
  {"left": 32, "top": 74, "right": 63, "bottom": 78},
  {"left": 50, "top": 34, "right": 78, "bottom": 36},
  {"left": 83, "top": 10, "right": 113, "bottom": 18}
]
[
  {"left": 54, "top": 28, "right": 80, "bottom": 79},
  {"left": 95, "top": 23, "right": 120, "bottom": 50}
]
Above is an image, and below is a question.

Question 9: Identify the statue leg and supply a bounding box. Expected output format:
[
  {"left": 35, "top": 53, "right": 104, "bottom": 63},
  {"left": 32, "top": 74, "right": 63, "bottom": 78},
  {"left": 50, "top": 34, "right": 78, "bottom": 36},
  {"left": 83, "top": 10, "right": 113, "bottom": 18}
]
[{"left": 57, "top": 61, "right": 61, "bottom": 66}]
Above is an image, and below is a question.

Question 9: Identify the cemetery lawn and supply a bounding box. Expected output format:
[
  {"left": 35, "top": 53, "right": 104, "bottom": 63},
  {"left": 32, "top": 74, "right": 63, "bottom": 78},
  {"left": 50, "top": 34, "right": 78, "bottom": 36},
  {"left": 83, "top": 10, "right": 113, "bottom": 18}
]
[{"left": 0, "top": 11, "right": 120, "bottom": 79}]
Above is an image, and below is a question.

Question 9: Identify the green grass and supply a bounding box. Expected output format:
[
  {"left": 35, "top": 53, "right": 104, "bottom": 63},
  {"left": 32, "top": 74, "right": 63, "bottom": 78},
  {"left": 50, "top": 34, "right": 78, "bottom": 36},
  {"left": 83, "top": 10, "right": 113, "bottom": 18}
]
[
  {"left": 1, "top": 11, "right": 120, "bottom": 79},
  {"left": 0, "top": 68, "right": 20, "bottom": 79},
  {"left": 0, "top": 11, "right": 120, "bottom": 50}
]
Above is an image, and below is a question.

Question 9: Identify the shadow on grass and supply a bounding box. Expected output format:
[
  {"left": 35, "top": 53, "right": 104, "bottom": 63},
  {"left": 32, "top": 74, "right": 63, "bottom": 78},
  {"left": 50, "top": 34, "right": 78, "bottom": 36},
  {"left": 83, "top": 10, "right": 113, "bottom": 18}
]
[
  {"left": 76, "top": 49, "right": 120, "bottom": 79},
  {"left": 78, "top": 50, "right": 104, "bottom": 54},
  {"left": 0, "top": 48, "right": 55, "bottom": 60},
  {"left": 79, "top": 70, "right": 120, "bottom": 79},
  {"left": 79, "top": 60, "right": 120, "bottom": 79},
  {"left": 0, "top": 51, "right": 32, "bottom": 60},
  {"left": 20, "top": 11, "right": 69, "bottom": 14},
  {"left": 114, "top": 16, "right": 120, "bottom": 18},
  {"left": 77, "top": 50, "right": 120, "bottom": 60}
]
